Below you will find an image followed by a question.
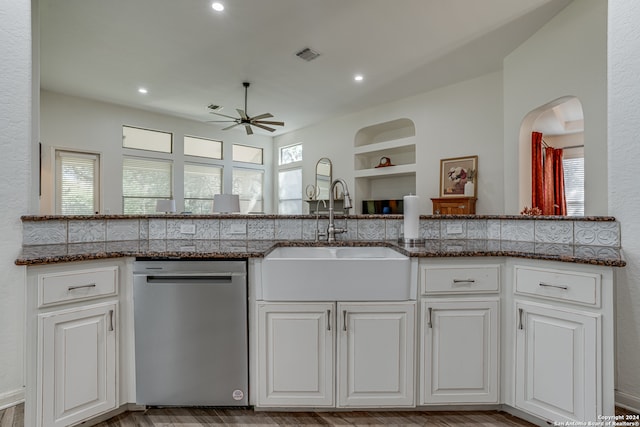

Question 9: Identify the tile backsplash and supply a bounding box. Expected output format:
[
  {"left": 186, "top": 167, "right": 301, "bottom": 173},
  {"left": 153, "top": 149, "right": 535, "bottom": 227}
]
[{"left": 21, "top": 216, "right": 622, "bottom": 248}]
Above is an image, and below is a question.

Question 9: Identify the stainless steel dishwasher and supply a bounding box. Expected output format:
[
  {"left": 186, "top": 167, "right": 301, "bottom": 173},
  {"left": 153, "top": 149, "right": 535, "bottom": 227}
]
[{"left": 133, "top": 259, "right": 248, "bottom": 406}]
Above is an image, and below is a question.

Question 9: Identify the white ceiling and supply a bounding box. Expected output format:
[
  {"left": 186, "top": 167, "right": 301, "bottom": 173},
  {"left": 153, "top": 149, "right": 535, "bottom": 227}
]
[{"left": 39, "top": 0, "right": 572, "bottom": 136}]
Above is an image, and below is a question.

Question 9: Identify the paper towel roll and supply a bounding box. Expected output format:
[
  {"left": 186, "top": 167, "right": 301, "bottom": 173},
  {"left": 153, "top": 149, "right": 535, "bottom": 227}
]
[{"left": 403, "top": 195, "right": 419, "bottom": 239}]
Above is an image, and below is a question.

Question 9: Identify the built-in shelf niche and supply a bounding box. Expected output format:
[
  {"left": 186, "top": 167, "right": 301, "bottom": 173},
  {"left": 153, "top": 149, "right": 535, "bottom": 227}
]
[{"left": 354, "top": 118, "right": 416, "bottom": 214}]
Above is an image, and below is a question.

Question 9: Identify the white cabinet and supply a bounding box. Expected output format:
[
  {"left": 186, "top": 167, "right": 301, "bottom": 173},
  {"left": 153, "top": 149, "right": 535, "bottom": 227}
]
[
  {"left": 419, "top": 260, "right": 501, "bottom": 406},
  {"left": 257, "top": 303, "right": 334, "bottom": 407},
  {"left": 256, "top": 301, "right": 415, "bottom": 408},
  {"left": 39, "top": 302, "right": 118, "bottom": 427},
  {"left": 338, "top": 302, "right": 415, "bottom": 407},
  {"left": 515, "top": 301, "right": 598, "bottom": 423},
  {"left": 26, "top": 261, "right": 123, "bottom": 427},
  {"left": 420, "top": 299, "right": 499, "bottom": 404},
  {"left": 509, "top": 259, "right": 614, "bottom": 424}
]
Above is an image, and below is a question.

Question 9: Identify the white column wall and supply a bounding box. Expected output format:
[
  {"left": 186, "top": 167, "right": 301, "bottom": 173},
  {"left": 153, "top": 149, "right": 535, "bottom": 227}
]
[
  {"left": 0, "top": 0, "right": 31, "bottom": 408},
  {"left": 609, "top": 0, "right": 640, "bottom": 411}
]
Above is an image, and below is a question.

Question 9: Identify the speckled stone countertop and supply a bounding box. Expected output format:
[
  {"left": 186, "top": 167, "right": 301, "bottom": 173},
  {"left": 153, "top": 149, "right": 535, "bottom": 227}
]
[{"left": 16, "top": 239, "right": 626, "bottom": 267}]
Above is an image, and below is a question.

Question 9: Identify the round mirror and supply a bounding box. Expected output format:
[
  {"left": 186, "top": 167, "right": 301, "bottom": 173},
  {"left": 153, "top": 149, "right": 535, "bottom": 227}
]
[{"left": 315, "top": 158, "right": 332, "bottom": 200}]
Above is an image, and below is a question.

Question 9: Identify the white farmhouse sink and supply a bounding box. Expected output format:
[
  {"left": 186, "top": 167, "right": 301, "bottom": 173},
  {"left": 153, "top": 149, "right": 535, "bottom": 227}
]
[{"left": 261, "top": 246, "right": 413, "bottom": 301}]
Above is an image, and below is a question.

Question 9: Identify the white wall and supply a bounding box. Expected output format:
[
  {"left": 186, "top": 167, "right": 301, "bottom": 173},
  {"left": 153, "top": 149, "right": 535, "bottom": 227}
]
[
  {"left": 275, "top": 71, "right": 504, "bottom": 215},
  {"left": 609, "top": 0, "right": 640, "bottom": 411},
  {"left": 40, "top": 91, "right": 274, "bottom": 214},
  {"left": 503, "top": 0, "right": 607, "bottom": 215},
  {"left": 0, "top": 0, "right": 31, "bottom": 408}
]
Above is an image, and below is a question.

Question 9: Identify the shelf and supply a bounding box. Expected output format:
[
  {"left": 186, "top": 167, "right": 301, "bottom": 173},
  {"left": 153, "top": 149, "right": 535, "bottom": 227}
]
[
  {"left": 353, "top": 136, "right": 416, "bottom": 156},
  {"left": 354, "top": 163, "right": 417, "bottom": 178}
]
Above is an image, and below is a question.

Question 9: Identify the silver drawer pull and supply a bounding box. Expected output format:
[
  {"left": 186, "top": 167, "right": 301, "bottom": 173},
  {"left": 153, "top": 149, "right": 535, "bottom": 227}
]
[
  {"left": 539, "top": 282, "right": 568, "bottom": 290},
  {"left": 453, "top": 279, "right": 476, "bottom": 284},
  {"left": 427, "top": 307, "right": 433, "bottom": 329},
  {"left": 518, "top": 308, "right": 524, "bottom": 330},
  {"left": 327, "top": 309, "right": 331, "bottom": 331},
  {"left": 342, "top": 310, "right": 347, "bottom": 332},
  {"left": 67, "top": 283, "right": 97, "bottom": 291},
  {"left": 109, "top": 309, "right": 114, "bottom": 332}
]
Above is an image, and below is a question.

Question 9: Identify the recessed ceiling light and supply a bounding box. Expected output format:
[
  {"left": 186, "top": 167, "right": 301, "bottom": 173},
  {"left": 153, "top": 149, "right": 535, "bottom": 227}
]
[
  {"left": 211, "top": 2, "right": 224, "bottom": 11},
  {"left": 138, "top": 87, "right": 148, "bottom": 94},
  {"left": 354, "top": 74, "right": 364, "bottom": 82}
]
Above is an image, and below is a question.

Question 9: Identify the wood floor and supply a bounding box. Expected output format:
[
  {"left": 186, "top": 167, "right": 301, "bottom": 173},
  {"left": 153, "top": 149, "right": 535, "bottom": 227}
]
[
  {"left": 1, "top": 404, "right": 638, "bottom": 426},
  {"left": 94, "top": 407, "right": 535, "bottom": 426}
]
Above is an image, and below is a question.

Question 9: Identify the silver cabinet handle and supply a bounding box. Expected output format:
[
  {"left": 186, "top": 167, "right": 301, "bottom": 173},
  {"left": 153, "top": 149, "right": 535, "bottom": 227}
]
[
  {"left": 453, "top": 279, "right": 476, "bottom": 284},
  {"left": 327, "top": 309, "right": 331, "bottom": 331},
  {"left": 427, "top": 307, "right": 433, "bottom": 329},
  {"left": 68, "top": 283, "right": 96, "bottom": 291},
  {"left": 109, "top": 309, "right": 114, "bottom": 332},
  {"left": 539, "top": 282, "right": 568, "bottom": 290},
  {"left": 518, "top": 308, "right": 523, "bottom": 330},
  {"left": 342, "top": 310, "right": 347, "bottom": 332}
]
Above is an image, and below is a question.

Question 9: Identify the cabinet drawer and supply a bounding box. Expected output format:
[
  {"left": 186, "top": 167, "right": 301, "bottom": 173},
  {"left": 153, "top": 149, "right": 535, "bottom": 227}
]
[
  {"left": 514, "top": 266, "right": 600, "bottom": 306},
  {"left": 38, "top": 266, "right": 118, "bottom": 307},
  {"left": 421, "top": 265, "right": 500, "bottom": 294}
]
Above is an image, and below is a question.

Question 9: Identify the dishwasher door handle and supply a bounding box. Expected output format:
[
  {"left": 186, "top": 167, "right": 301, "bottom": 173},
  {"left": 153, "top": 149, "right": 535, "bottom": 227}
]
[{"left": 144, "top": 275, "right": 234, "bottom": 284}]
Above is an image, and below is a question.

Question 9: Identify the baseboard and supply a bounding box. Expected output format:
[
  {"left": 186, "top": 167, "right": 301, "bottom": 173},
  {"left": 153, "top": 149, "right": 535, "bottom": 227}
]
[
  {"left": 0, "top": 388, "right": 25, "bottom": 411},
  {"left": 616, "top": 391, "right": 640, "bottom": 414}
]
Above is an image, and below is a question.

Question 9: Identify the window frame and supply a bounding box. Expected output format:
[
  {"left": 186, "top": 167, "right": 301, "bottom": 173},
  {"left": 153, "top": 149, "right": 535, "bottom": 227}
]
[
  {"left": 184, "top": 135, "right": 223, "bottom": 160},
  {"left": 276, "top": 142, "right": 303, "bottom": 214},
  {"left": 232, "top": 143, "right": 264, "bottom": 165},
  {"left": 122, "top": 155, "right": 174, "bottom": 214},
  {"left": 54, "top": 148, "right": 101, "bottom": 215},
  {"left": 122, "top": 124, "right": 173, "bottom": 154},
  {"left": 183, "top": 161, "right": 223, "bottom": 214}
]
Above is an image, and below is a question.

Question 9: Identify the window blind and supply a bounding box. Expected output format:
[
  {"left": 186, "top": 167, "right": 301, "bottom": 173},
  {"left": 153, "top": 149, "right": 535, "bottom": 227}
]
[
  {"left": 122, "top": 157, "right": 172, "bottom": 213},
  {"left": 563, "top": 156, "right": 584, "bottom": 216},
  {"left": 184, "top": 163, "right": 222, "bottom": 213},
  {"left": 56, "top": 151, "right": 99, "bottom": 215}
]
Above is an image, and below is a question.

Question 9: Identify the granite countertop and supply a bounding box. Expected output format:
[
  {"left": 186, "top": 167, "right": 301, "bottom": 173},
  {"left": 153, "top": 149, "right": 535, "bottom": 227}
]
[{"left": 15, "top": 239, "right": 626, "bottom": 267}]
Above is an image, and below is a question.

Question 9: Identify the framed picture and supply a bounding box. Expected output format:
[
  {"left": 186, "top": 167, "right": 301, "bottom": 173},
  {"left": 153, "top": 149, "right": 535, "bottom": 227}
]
[{"left": 439, "top": 155, "right": 478, "bottom": 197}]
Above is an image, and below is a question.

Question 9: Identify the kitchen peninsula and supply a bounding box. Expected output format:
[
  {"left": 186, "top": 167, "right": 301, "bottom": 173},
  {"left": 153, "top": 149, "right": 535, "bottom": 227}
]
[{"left": 18, "top": 214, "right": 624, "bottom": 427}]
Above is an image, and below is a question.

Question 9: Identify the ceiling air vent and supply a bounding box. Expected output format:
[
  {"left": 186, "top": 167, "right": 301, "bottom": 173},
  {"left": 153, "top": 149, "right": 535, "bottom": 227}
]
[{"left": 295, "top": 47, "right": 320, "bottom": 62}]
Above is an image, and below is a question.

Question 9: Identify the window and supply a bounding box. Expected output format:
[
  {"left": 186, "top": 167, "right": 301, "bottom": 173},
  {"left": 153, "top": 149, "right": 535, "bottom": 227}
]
[
  {"left": 122, "top": 157, "right": 172, "bottom": 213},
  {"left": 232, "top": 144, "right": 263, "bottom": 164},
  {"left": 184, "top": 135, "right": 222, "bottom": 159},
  {"left": 232, "top": 168, "right": 264, "bottom": 213},
  {"left": 184, "top": 163, "right": 222, "bottom": 213},
  {"left": 123, "top": 125, "right": 172, "bottom": 153},
  {"left": 278, "top": 168, "right": 302, "bottom": 214},
  {"left": 55, "top": 150, "right": 100, "bottom": 215},
  {"left": 277, "top": 143, "right": 303, "bottom": 214},
  {"left": 279, "top": 143, "right": 302, "bottom": 165},
  {"left": 563, "top": 148, "right": 584, "bottom": 216}
]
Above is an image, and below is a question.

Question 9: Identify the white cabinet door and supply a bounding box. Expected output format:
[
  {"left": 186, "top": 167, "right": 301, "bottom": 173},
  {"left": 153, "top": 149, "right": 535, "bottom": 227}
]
[
  {"left": 39, "top": 301, "right": 118, "bottom": 427},
  {"left": 337, "top": 302, "right": 415, "bottom": 407},
  {"left": 257, "top": 302, "right": 334, "bottom": 407},
  {"left": 515, "top": 301, "right": 599, "bottom": 423},
  {"left": 420, "top": 299, "right": 499, "bottom": 404}
]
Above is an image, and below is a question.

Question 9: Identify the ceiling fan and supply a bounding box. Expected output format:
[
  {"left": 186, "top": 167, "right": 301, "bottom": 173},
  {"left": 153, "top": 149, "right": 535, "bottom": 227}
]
[{"left": 207, "top": 82, "right": 284, "bottom": 135}]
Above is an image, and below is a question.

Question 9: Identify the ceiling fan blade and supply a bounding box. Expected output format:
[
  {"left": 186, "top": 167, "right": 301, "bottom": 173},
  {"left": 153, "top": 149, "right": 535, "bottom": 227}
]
[
  {"left": 222, "top": 123, "right": 241, "bottom": 131},
  {"left": 207, "top": 119, "right": 237, "bottom": 123},
  {"left": 209, "top": 112, "right": 240, "bottom": 120},
  {"left": 251, "top": 113, "right": 273, "bottom": 120},
  {"left": 244, "top": 124, "right": 253, "bottom": 135},
  {"left": 254, "top": 120, "right": 284, "bottom": 126},
  {"left": 237, "top": 109, "right": 248, "bottom": 120},
  {"left": 251, "top": 122, "right": 276, "bottom": 132}
]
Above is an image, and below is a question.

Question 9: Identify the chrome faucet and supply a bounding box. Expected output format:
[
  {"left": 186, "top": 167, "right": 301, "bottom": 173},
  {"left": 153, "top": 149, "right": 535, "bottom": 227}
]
[{"left": 327, "top": 178, "right": 353, "bottom": 242}]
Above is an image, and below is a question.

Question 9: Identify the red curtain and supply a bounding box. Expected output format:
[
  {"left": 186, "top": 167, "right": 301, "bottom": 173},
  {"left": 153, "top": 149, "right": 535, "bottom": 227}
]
[
  {"left": 532, "top": 133, "right": 567, "bottom": 215},
  {"left": 531, "top": 132, "right": 544, "bottom": 210}
]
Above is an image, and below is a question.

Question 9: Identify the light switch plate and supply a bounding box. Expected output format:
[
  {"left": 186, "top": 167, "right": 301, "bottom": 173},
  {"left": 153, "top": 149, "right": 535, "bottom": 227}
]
[
  {"left": 230, "top": 223, "right": 247, "bottom": 234},
  {"left": 180, "top": 224, "right": 196, "bottom": 234},
  {"left": 446, "top": 223, "right": 463, "bottom": 235}
]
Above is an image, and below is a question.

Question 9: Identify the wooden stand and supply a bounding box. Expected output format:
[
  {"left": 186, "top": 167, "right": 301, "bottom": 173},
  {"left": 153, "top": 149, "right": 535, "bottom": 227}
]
[{"left": 431, "top": 197, "right": 477, "bottom": 215}]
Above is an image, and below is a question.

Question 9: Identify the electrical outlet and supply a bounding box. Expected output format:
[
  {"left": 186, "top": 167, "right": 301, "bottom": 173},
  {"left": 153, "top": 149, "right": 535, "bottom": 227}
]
[
  {"left": 230, "top": 223, "right": 247, "bottom": 234},
  {"left": 446, "top": 223, "right": 463, "bottom": 235},
  {"left": 180, "top": 224, "right": 196, "bottom": 234}
]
